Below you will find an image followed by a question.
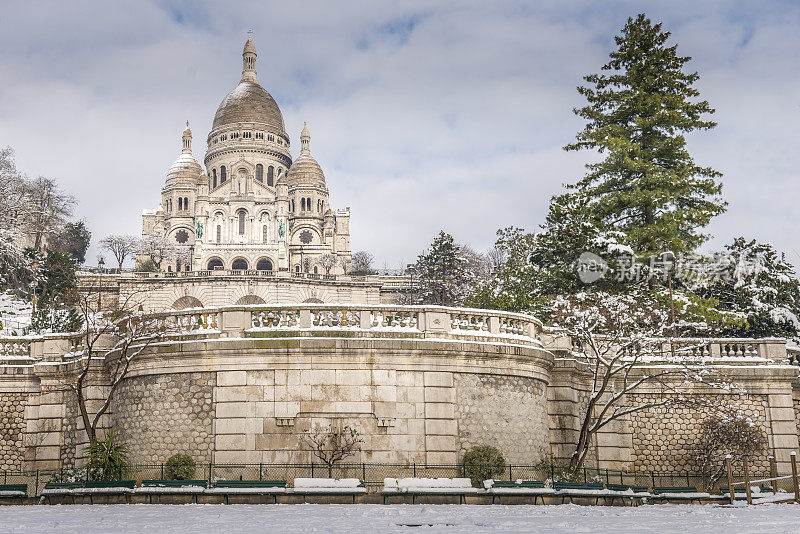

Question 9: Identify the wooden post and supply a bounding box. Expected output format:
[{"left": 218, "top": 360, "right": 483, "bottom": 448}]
[
  {"left": 769, "top": 456, "right": 778, "bottom": 495},
  {"left": 791, "top": 452, "right": 800, "bottom": 503},
  {"left": 726, "top": 455, "right": 735, "bottom": 505},
  {"left": 743, "top": 456, "right": 753, "bottom": 505}
]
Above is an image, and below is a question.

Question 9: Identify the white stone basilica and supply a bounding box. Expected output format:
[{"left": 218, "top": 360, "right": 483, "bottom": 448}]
[{"left": 141, "top": 34, "right": 351, "bottom": 274}]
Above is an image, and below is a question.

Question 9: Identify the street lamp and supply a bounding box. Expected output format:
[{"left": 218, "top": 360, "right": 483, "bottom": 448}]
[
  {"left": 31, "top": 258, "right": 39, "bottom": 315},
  {"left": 97, "top": 257, "right": 105, "bottom": 310},
  {"left": 660, "top": 247, "right": 678, "bottom": 359}
]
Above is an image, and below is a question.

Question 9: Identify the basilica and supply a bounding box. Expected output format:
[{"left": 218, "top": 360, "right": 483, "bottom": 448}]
[{"left": 141, "top": 34, "right": 351, "bottom": 275}]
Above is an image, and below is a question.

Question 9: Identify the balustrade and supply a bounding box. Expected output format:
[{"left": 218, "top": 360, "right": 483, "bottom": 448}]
[{"left": 0, "top": 338, "right": 31, "bottom": 357}]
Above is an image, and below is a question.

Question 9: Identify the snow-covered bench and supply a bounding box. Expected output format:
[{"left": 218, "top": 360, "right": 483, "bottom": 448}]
[
  {"left": 483, "top": 480, "right": 555, "bottom": 504},
  {"left": 291, "top": 478, "right": 366, "bottom": 503},
  {"left": 382, "top": 477, "right": 482, "bottom": 504},
  {"left": 651, "top": 486, "right": 710, "bottom": 504},
  {"left": 134, "top": 480, "right": 208, "bottom": 503},
  {"left": 0, "top": 484, "right": 27, "bottom": 504},
  {"left": 553, "top": 482, "right": 623, "bottom": 505},
  {"left": 73, "top": 480, "right": 136, "bottom": 504},
  {"left": 206, "top": 480, "right": 287, "bottom": 503},
  {"left": 603, "top": 483, "right": 651, "bottom": 506},
  {"left": 40, "top": 482, "right": 82, "bottom": 504}
]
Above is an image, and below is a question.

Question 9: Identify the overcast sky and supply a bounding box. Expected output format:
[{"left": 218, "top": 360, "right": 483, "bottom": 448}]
[{"left": 0, "top": 1, "right": 798, "bottom": 269}]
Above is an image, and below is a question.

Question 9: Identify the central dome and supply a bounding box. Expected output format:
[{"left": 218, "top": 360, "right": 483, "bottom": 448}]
[{"left": 212, "top": 81, "right": 286, "bottom": 132}]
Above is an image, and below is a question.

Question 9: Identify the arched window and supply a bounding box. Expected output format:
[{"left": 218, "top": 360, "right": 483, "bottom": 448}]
[
  {"left": 313, "top": 266, "right": 318, "bottom": 274},
  {"left": 220, "top": 165, "right": 227, "bottom": 182},
  {"left": 257, "top": 258, "right": 273, "bottom": 271},
  {"left": 213, "top": 175, "right": 217, "bottom": 189},
  {"left": 232, "top": 258, "right": 248, "bottom": 270},
  {"left": 256, "top": 164, "right": 263, "bottom": 183},
  {"left": 307, "top": 198, "right": 312, "bottom": 210},
  {"left": 301, "top": 198, "right": 306, "bottom": 211},
  {"left": 295, "top": 265, "right": 300, "bottom": 273},
  {"left": 238, "top": 210, "right": 246, "bottom": 235},
  {"left": 207, "top": 258, "right": 224, "bottom": 270},
  {"left": 184, "top": 197, "right": 189, "bottom": 211},
  {"left": 216, "top": 225, "right": 221, "bottom": 244},
  {"left": 291, "top": 199, "right": 295, "bottom": 212},
  {"left": 267, "top": 166, "right": 274, "bottom": 186},
  {"left": 177, "top": 198, "right": 181, "bottom": 211}
]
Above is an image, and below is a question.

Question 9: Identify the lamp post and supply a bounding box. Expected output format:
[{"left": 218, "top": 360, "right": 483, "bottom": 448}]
[
  {"left": 31, "top": 258, "right": 39, "bottom": 315},
  {"left": 660, "top": 247, "right": 677, "bottom": 358},
  {"left": 97, "top": 257, "right": 105, "bottom": 310}
]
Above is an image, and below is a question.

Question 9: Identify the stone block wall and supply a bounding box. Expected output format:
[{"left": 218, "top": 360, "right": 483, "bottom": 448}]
[
  {"left": 0, "top": 392, "right": 29, "bottom": 470},
  {"left": 454, "top": 373, "right": 549, "bottom": 464},
  {"left": 629, "top": 394, "right": 771, "bottom": 473},
  {"left": 112, "top": 372, "right": 215, "bottom": 464}
]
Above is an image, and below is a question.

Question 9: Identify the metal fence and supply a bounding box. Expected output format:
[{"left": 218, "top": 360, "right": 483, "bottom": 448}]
[{"left": 0, "top": 463, "right": 780, "bottom": 496}]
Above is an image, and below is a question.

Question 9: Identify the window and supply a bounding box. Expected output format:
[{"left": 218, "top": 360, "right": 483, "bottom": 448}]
[
  {"left": 291, "top": 199, "right": 295, "bottom": 212},
  {"left": 216, "top": 225, "right": 221, "bottom": 243},
  {"left": 267, "top": 166, "right": 274, "bottom": 186},
  {"left": 213, "top": 175, "right": 217, "bottom": 189},
  {"left": 256, "top": 164, "right": 263, "bottom": 182},
  {"left": 175, "top": 230, "right": 189, "bottom": 244},
  {"left": 178, "top": 197, "right": 183, "bottom": 210},
  {"left": 184, "top": 197, "right": 189, "bottom": 211},
  {"left": 277, "top": 138, "right": 283, "bottom": 145},
  {"left": 295, "top": 265, "right": 300, "bottom": 273},
  {"left": 207, "top": 258, "right": 223, "bottom": 270},
  {"left": 257, "top": 258, "right": 273, "bottom": 271},
  {"left": 301, "top": 198, "right": 306, "bottom": 211},
  {"left": 313, "top": 266, "right": 318, "bottom": 274},
  {"left": 306, "top": 197, "right": 312, "bottom": 211},
  {"left": 238, "top": 210, "right": 246, "bottom": 235},
  {"left": 243, "top": 131, "right": 251, "bottom": 139},
  {"left": 256, "top": 132, "right": 263, "bottom": 140},
  {"left": 221, "top": 134, "right": 227, "bottom": 141},
  {"left": 263, "top": 225, "right": 268, "bottom": 243},
  {"left": 232, "top": 258, "right": 248, "bottom": 270},
  {"left": 299, "top": 230, "right": 313, "bottom": 244},
  {"left": 221, "top": 166, "right": 227, "bottom": 182},
  {"left": 268, "top": 134, "right": 274, "bottom": 142}
]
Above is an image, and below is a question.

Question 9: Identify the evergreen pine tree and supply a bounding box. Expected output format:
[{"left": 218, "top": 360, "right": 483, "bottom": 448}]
[
  {"left": 566, "top": 13, "right": 726, "bottom": 255},
  {"left": 414, "top": 231, "right": 471, "bottom": 306}
]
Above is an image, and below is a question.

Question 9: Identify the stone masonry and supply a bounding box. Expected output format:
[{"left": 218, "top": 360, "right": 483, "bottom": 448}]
[
  {"left": 0, "top": 392, "right": 28, "bottom": 470},
  {"left": 112, "top": 372, "right": 215, "bottom": 464},
  {"left": 454, "top": 373, "right": 549, "bottom": 464}
]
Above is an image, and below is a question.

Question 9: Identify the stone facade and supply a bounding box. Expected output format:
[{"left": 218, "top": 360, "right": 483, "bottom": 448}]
[
  {"left": 454, "top": 373, "right": 549, "bottom": 463},
  {"left": 113, "top": 372, "right": 215, "bottom": 464},
  {"left": 629, "top": 394, "right": 771, "bottom": 473},
  {"left": 0, "top": 392, "right": 28, "bottom": 470}
]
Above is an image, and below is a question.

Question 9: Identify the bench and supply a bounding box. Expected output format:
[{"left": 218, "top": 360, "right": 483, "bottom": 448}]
[
  {"left": 40, "top": 482, "right": 82, "bottom": 504},
  {"left": 604, "top": 483, "right": 650, "bottom": 506},
  {"left": 292, "top": 478, "right": 366, "bottom": 503},
  {"left": 135, "top": 480, "right": 208, "bottom": 503},
  {"left": 483, "top": 480, "right": 554, "bottom": 504},
  {"left": 74, "top": 480, "right": 136, "bottom": 504},
  {"left": 382, "top": 478, "right": 482, "bottom": 504},
  {"left": 206, "top": 480, "right": 287, "bottom": 504},
  {"left": 652, "top": 486, "right": 710, "bottom": 504},
  {"left": 0, "top": 484, "right": 27, "bottom": 504},
  {"left": 553, "top": 482, "right": 609, "bottom": 504}
]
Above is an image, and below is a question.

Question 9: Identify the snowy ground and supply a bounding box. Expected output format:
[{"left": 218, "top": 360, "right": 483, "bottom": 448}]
[{"left": 2, "top": 504, "right": 800, "bottom": 533}]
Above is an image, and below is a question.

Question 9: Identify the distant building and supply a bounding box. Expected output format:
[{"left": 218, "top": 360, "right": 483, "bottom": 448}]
[{"left": 141, "top": 34, "right": 351, "bottom": 275}]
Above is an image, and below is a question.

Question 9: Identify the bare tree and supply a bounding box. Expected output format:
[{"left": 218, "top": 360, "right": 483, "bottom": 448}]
[
  {"left": 67, "top": 282, "right": 173, "bottom": 446},
  {"left": 550, "top": 291, "right": 734, "bottom": 469},
  {"left": 139, "top": 234, "right": 174, "bottom": 271},
  {"left": 695, "top": 412, "right": 766, "bottom": 491},
  {"left": 349, "top": 251, "right": 376, "bottom": 275},
  {"left": 0, "top": 147, "right": 28, "bottom": 233},
  {"left": 316, "top": 253, "right": 338, "bottom": 275},
  {"left": 24, "top": 176, "right": 76, "bottom": 251},
  {"left": 99, "top": 235, "right": 140, "bottom": 270},
  {"left": 301, "top": 423, "right": 364, "bottom": 477}
]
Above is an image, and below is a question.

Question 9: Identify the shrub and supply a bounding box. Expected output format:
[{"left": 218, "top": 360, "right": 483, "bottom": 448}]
[
  {"left": 165, "top": 453, "right": 196, "bottom": 480},
  {"left": 86, "top": 429, "right": 129, "bottom": 481},
  {"left": 462, "top": 445, "right": 506, "bottom": 487}
]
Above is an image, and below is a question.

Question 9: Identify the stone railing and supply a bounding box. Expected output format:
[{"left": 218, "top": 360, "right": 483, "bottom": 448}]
[
  {"left": 120, "top": 270, "right": 413, "bottom": 287},
  {"left": 0, "top": 333, "right": 86, "bottom": 364},
  {"left": 161, "top": 304, "right": 543, "bottom": 345},
  {"left": 547, "top": 329, "right": 790, "bottom": 364}
]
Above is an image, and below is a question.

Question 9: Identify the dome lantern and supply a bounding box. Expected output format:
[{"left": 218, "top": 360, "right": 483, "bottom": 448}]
[
  {"left": 242, "top": 30, "right": 257, "bottom": 83},
  {"left": 300, "top": 122, "right": 310, "bottom": 154},
  {"left": 182, "top": 120, "right": 192, "bottom": 154}
]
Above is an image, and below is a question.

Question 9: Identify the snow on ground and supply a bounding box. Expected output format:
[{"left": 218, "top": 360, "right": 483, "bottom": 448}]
[{"left": 2, "top": 504, "right": 800, "bottom": 533}]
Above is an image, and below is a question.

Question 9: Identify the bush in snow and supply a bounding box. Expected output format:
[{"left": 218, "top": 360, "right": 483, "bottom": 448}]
[
  {"left": 694, "top": 412, "right": 766, "bottom": 491},
  {"left": 165, "top": 453, "right": 197, "bottom": 480},
  {"left": 462, "top": 446, "right": 506, "bottom": 487}
]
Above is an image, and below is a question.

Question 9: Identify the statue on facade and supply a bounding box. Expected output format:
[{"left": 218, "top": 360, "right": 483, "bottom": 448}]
[
  {"left": 196, "top": 221, "right": 203, "bottom": 239},
  {"left": 278, "top": 219, "right": 285, "bottom": 239}
]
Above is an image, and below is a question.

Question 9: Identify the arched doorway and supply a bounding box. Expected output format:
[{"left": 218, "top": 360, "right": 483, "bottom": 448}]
[
  {"left": 256, "top": 258, "right": 273, "bottom": 271},
  {"left": 231, "top": 258, "right": 249, "bottom": 270},
  {"left": 207, "top": 258, "right": 224, "bottom": 270},
  {"left": 235, "top": 295, "right": 266, "bottom": 305},
  {"left": 172, "top": 296, "right": 203, "bottom": 310}
]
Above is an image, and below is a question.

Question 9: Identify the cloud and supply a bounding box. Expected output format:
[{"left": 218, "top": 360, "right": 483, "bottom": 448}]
[{"left": 0, "top": 1, "right": 798, "bottom": 267}]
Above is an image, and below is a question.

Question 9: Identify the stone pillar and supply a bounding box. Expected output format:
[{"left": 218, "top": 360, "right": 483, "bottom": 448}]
[
  {"left": 767, "top": 391, "right": 800, "bottom": 472},
  {"left": 220, "top": 310, "right": 251, "bottom": 337},
  {"left": 423, "top": 371, "right": 457, "bottom": 464}
]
